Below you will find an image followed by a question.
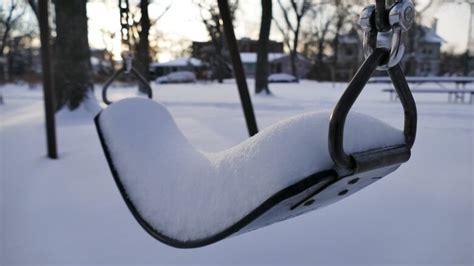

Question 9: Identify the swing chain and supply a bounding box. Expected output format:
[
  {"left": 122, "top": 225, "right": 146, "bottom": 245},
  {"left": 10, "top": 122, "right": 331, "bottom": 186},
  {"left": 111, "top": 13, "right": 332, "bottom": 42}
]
[
  {"left": 360, "top": 0, "right": 415, "bottom": 70},
  {"left": 119, "top": 0, "right": 134, "bottom": 74},
  {"left": 119, "top": 0, "right": 132, "bottom": 53}
]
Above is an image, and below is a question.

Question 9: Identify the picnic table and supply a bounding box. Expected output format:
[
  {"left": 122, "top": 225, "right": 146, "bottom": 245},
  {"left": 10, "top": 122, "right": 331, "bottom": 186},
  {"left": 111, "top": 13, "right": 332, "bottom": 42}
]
[
  {"left": 369, "top": 76, "right": 474, "bottom": 104},
  {"left": 382, "top": 88, "right": 474, "bottom": 103}
]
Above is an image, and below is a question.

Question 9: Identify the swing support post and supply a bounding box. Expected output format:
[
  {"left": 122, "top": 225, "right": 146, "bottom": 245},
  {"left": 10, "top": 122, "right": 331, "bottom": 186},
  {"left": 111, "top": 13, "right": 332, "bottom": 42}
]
[
  {"left": 38, "top": 0, "right": 58, "bottom": 159},
  {"left": 217, "top": 0, "right": 259, "bottom": 137}
]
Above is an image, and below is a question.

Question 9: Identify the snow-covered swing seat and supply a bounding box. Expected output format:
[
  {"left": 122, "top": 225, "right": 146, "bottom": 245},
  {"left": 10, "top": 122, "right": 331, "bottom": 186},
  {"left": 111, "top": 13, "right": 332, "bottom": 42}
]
[
  {"left": 95, "top": 0, "right": 417, "bottom": 248},
  {"left": 96, "top": 51, "right": 417, "bottom": 248}
]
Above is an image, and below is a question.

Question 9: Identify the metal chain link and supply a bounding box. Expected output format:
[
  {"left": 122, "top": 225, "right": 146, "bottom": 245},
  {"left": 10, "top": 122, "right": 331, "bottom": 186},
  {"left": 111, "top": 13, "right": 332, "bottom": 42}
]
[{"left": 119, "top": 0, "right": 132, "bottom": 53}]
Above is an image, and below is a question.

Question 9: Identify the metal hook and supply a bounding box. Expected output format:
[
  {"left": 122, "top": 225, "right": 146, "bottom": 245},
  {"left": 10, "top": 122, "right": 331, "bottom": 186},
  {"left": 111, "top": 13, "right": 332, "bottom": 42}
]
[
  {"left": 102, "top": 56, "right": 153, "bottom": 105},
  {"left": 328, "top": 48, "right": 417, "bottom": 175}
]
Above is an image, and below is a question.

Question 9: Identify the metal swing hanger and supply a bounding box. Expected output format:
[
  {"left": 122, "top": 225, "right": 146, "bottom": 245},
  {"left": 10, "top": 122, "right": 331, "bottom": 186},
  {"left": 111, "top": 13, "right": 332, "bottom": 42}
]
[
  {"left": 102, "top": 0, "right": 153, "bottom": 105},
  {"left": 328, "top": 0, "right": 417, "bottom": 176}
]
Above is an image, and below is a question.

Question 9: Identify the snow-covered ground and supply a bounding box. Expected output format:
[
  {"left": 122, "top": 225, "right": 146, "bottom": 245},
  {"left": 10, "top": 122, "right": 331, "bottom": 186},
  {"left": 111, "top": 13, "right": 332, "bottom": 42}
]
[{"left": 1, "top": 80, "right": 473, "bottom": 265}]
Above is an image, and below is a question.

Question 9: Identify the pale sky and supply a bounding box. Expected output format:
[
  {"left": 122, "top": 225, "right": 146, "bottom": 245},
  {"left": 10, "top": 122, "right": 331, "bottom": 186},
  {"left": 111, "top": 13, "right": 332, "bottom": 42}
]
[{"left": 86, "top": 0, "right": 472, "bottom": 62}]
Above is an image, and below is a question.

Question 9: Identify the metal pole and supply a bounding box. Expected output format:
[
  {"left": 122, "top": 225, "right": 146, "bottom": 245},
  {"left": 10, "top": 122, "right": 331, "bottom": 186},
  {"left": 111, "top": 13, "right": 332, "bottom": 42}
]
[
  {"left": 217, "top": 0, "right": 259, "bottom": 137},
  {"left": 38, "top": 0, "right": 58, "bottom": 159}
]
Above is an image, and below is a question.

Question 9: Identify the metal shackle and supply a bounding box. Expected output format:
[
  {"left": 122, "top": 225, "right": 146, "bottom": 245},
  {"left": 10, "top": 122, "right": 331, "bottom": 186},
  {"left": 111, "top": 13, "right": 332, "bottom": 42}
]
[
  {"left": 122, "top": 51, "right": 134, "bottom": 74},
  {"left": 359, "top": 0, "right": 415, "bottom": 70}
]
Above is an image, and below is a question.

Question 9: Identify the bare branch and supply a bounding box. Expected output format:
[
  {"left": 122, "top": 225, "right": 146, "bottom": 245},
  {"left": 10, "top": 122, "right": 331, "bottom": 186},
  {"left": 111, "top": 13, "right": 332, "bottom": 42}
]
[
  {"left": 27, "top": 0, "right": 39, "bottom": 21},
  {"left": 150, "top": 3, "right": 171, "bottom": 26},
  {"left": 276, "top": 0, "right": 296, "bottom": 32}
]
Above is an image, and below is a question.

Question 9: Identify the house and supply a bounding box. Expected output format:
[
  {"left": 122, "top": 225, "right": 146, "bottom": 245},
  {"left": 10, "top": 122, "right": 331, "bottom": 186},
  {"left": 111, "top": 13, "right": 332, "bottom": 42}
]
[
  {"left": 192, "top": 38, "right": 284, "bottom": 59},
  {"left": 331, "top": 30, "right": 363, "bottom": 80},
  {"left": 237, "top": 38, "right": 284, "bottom": 53},
  {"left": 269, "top": 53, "right": 311, "bottom": 78},
  {"left": 238, "top": 52, "right": 311, "bottom": 78},
  {"left": 150, "top": 57, "right": 206, "bottom": 79},
  {"left": 191, "top": 38, "right": 310, "bottom": 79},
  {"left": 239, "top": 52, "right": 283, "bottom": 76},
  {"left": 333, "top": 24, "right": 444, "bottom": 78},
  {"left": 409, "top": 25, "right": 444, "bottom": 76}
]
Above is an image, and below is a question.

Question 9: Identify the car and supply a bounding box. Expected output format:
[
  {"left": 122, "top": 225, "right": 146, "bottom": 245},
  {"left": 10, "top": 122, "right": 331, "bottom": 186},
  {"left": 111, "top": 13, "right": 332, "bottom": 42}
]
[{"left": 268, "top": 73, "right": 298, "bottom": 83}]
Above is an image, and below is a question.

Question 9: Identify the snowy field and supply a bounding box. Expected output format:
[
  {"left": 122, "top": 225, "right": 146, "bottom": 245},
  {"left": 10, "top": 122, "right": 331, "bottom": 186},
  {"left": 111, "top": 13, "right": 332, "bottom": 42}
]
[{"left": 1, "top": 80, "right": 473, "bottom": 265}]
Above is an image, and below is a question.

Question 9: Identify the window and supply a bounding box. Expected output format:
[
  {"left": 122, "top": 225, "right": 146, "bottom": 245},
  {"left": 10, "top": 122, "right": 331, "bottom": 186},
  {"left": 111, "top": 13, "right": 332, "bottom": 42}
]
[{"left": 346, "top": 48, "right": 353, "bottom": 56}]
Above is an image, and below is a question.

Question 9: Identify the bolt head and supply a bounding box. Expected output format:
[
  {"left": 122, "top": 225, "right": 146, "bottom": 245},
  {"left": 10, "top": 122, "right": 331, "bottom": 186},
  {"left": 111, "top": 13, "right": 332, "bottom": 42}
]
[{"left": 389, "top": 0, "right": 415, "bottom": 31}]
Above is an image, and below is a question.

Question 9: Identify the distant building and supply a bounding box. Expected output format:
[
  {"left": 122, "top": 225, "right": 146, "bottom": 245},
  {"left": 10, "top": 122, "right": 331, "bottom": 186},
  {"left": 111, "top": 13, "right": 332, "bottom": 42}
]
[
  {"left": 190, "top": 38, "right": 310, "bottom": 78},
  {"left": 150, "top": 57, "right": 206, "bottom": 79},
  {"left": 239, "top": 52, "right": 310, "bottom": 78},
  {"left": 332, "top": 29, "right": 363, "bottom": 80},
  {"left": 191, "top": 38, "right": 284, "bottom": 59},
  {"left": 269, "top": 54, "right": 311, "bottom": 78},
  {"left": 237, "top": 38, "right": 284, "bottom": 53},
  {"left": 409, "top": 25, "right": 444, "bottom": 76},
  {"left": 333, "top": 24, "right": 444, "bottom": 78}
]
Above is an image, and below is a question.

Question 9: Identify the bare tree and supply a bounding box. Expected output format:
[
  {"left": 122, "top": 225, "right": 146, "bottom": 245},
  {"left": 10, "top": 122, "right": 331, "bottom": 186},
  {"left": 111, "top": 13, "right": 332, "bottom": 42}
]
[
  {"left": 1, "top": 0, "right": 25, "bottom": 57},
  {"left": 300, "top": 4, "right": 332, "bottom": 63},
  {"left": 27, "top": 0, "right": 39, "bottom": 19},
  {"left": 274, "top": 0, "right": 313, "bottom": 80},
  {"left": 194, "top": 0, "right": 239, "bottom": 83},
  {"left": 135, "top": 0, "right": 152, "bottom": 92},
  {"left": 154, "top": 34, "right": 192, "bottom": 60},
  {"left": 330, "top": 0, "right": 358, "bottom": 63},
  {"left": 134, "top": 0, "right": 170, "bottom": 91},
  {"left": 2, "top": 0, "right": 39, "bottom": 83},
  {"left": 255, "top": 0, "right": 272, "bottom": 94}
]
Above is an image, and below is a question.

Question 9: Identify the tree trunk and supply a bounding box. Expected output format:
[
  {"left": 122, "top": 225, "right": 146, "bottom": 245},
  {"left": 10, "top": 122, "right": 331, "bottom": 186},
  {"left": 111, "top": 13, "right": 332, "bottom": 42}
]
[
  {"left": 317, "top": 39, "right": 324, "bottom": 63},
  {"left": 136, "top": 0, "right": 151, "bottom": 93},
  {"left": 0, "top": 25, "right": 11, "bottom": 57},
  {"left": 291, "top": 23, "right": 300, "bottom": 81},
  {"left": 53, "top": 0, "right": 93, "bottom": 110},
  {"left": 255, "top": 0, "right": 272, "bottom": 94}
]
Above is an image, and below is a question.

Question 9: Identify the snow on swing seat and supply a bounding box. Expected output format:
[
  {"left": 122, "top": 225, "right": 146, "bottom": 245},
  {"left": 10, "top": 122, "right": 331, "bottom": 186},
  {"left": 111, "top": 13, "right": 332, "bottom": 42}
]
[{"left": 96, "top": 98, "right": 404, "bottom": 247}]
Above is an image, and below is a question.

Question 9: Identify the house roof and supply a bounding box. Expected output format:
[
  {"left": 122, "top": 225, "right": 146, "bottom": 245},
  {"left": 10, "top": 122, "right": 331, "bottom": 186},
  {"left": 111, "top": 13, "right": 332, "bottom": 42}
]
[
  {"left": 419, "top": 25, "right": 445, "bottom": 44},
  {"left": 151, "top": 57, "right": 203, "bottom": 67}
]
